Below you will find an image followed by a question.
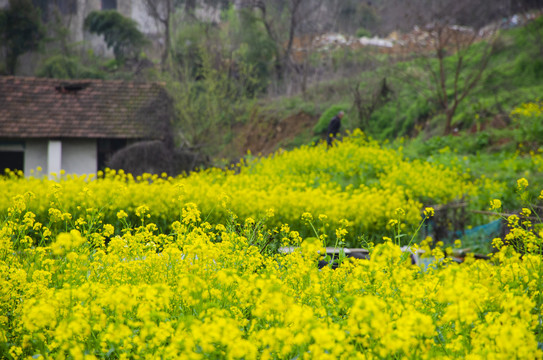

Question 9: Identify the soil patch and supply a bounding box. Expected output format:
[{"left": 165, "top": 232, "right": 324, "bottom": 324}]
[{"left": 234, "top": 111, "right": 318, "bottom": 157}]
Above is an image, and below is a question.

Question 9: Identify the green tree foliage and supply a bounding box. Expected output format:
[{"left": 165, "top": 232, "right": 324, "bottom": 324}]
[
  {"left": 164, "top": 15, "right": 265, "bottom": 156},
  {"left": 163, "top": 7, "right": 273, "bottom": 157},
  {"left": 37, "top": 55, "right": 105, "bottom": 79},
  {"left": 171, "top": 21, "right": 207, "bottom": 79},
  {"left": 0, "top": 0, "right": 45, "bottom": 75},
  {"left": 83, "top": 10, "right": 148, "bottom": 63},
  {"left": 356, "top": 28, "right": 372, "bottom": 38},
  {"left": 168, "top": 42, "right": 258, "bottom": 156},
  {"left": 234, "top": 8, "right": 276, "bottom": 93},
  {"left": 517, "top": 16, "right": 543, "bottom": 75}
]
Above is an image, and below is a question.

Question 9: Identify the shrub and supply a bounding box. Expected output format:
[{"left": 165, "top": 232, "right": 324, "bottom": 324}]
[
  {"left": 83, "top": 10, "right": 148, "bottom": 62},
  {"left": 510, "top": 100, "right": 543, "bottom": 151},
  {"left": 356, "top": 27, "right": 372, "bottom": 38},
  {"left": 37, "top": 55, "right": 105, "bottom": 79}
]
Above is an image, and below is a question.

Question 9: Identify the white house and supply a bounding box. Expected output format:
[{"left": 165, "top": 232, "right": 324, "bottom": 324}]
[
  {"left": 33, "top": 0, "right": 162, "bottom": 58},
  {"left": 0, "top": 76, "right": 173, "bottom": 177}
]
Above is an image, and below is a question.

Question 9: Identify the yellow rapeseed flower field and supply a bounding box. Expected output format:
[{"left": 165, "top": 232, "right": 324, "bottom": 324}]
[
  {"left": 0, "top": 131, "right": 480, "bottom": 246},
  {"left": 1, "top": 130, "right": 542, "bottom": 359}
]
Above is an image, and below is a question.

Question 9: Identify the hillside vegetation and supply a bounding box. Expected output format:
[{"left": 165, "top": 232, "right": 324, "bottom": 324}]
[{"left": 255, "top": 15, "right": 543, "bottom": 152}]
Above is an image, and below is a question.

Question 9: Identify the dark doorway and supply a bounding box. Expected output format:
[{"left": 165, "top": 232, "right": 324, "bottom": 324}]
[
  {"left": 97, "top": 138, "right": 127, "bottom": 171},
  {"left": 0, "top": 151, "right": 24, "bottom": 173}
]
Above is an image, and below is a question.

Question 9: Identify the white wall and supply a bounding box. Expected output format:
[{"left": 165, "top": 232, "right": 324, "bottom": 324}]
[
  {"left": 62, "top": 139, "right": 97, "bottom": 175},
  {"left": 24, "top": 140, "right": 48, "bottom": 176},
  {"left": 24, "top": 139, "right": 98, "bottom": 177},
  {"left": 129, "top": 2, "right": 162, "bottom": 35}
]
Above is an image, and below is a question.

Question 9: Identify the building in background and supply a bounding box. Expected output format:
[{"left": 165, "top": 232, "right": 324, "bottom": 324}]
[
  {"left": 33, "top": 0, "right": 162, "bottom": 56},
  {"left": 0, "top": 76, "right": 173, "bottom": 177}
]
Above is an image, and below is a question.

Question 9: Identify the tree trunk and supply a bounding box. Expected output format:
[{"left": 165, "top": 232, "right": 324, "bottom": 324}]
[
  {"left": 444, "top": 109, "right": 453, "bottom": 135},
  {"left": 161, "top": 13, "right": 170, "bottom": 71},
  {"left": 444, "top": 105, "right": 459, "bottom": 135},
  {"left": 6, "top": 51, "right": 18, "bottom": 75}
]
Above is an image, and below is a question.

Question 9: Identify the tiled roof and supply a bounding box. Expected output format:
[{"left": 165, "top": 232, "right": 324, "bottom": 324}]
[{"left": 0, "top": 76, "right": 172, "bottom": 139}]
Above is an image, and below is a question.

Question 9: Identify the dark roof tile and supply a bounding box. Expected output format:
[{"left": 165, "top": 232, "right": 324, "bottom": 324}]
[{"left": 0, "top": 76, "right": 172, "bottom": 140}]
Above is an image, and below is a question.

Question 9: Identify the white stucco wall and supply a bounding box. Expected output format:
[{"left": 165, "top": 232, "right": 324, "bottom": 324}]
[
  {"left": 130, "top": 2, "right": 162, "bottom": 35},
  {"left": 24, "top": 140, "right": 48, "bottom": 175},
  {"left": 62, "top": 139, "right": 97, "bottom": 175},
  {"left": 24, "top": 139, "right": 97, "bottom": 177}
]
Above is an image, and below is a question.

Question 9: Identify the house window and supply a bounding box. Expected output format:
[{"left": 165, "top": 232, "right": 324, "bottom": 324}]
[{"left": 101, "top": 0, "right": 117, "bottom": 10}]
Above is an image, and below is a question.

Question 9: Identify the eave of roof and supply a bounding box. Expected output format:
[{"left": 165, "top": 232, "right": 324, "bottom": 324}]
[{"left": 0, "top": 76, "right": 170, "bottom": 140}]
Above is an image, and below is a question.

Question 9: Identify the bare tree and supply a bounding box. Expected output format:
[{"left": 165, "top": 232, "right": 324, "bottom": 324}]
[
  {"left": 242, "top": 0, "right": 325, "bottom": 86},
  {"left": 352, "top": 77, "right": 393, "bottom": 130},
  {"left": 391, "top": 1, "right": 501, "bottom": 135},
  {"left": 143, "top": 0, "right": 174, "bottom": 71},
  {"left": 429, "top": 24, "right": 497, "bottom": 134}
]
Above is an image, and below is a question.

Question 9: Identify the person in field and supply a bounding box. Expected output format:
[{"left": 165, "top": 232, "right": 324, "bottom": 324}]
[{"left": 326, "top": 110, "right": 344, "bottom": 146}]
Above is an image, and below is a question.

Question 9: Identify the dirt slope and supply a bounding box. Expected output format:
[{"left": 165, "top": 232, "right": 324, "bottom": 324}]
[{"left": 232, "top": 111, "right": 318, "bottom": 157}]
